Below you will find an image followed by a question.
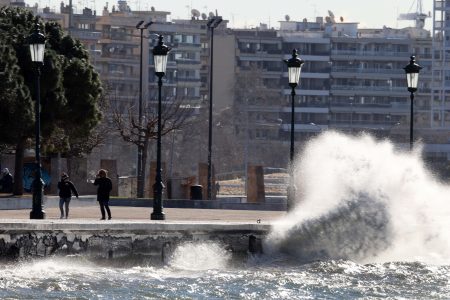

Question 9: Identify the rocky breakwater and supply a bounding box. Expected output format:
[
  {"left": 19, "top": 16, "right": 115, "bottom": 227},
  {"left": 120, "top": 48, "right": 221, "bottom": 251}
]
[{"left": 0, "top": 220, "right": 268, "bottom": 261}]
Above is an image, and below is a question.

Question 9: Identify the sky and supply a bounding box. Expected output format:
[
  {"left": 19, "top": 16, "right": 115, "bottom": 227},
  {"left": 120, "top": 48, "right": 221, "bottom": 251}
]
[{"left": 26, "top": 0, "right": 433, "bottom": 30}]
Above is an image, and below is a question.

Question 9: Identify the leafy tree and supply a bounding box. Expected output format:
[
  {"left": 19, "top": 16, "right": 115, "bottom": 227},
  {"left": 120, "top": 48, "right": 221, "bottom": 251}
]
[{"left": 0, "top": 7, "right": 103, "bottom": 194}]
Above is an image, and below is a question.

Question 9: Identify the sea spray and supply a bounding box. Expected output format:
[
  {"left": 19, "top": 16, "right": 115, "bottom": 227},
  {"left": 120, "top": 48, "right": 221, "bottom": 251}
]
[
  {"left": 267, "top": 132, "right": 450, "bottom": 264},
  {"left": 168, "top": 242, "right": 232, "bottom": 270}
]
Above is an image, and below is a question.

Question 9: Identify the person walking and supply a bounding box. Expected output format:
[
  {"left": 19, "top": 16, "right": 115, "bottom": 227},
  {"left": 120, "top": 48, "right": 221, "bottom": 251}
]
[
  {"left": 93, "top": 169, "right": 112, "bottom": 220},
  {"left": 57, "top": 173, "right": 79, "bottom": 219},
  {"left": 0, "top": 168, "right": 13, "bottom": 193}
]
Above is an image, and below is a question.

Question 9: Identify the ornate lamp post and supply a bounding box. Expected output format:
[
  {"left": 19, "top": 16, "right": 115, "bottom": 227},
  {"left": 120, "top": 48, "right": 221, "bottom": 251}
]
[
  {"left": 403, "top": 56, "right": 422, "bottom": 151},
  {"left": 284, "top": 49, "right": 304, "bottom": 211},
  {"left": 136, "top": 20, "right": 153, "bottom": 198},
  {"left": 28, "top": 23, "right": 46, "bottom": 219},
  {"left": 151, "top": 35, "right": 171, "bottom": 220},
  {"left": 206, "top": 16, "right": 222, "bottom": 200}
]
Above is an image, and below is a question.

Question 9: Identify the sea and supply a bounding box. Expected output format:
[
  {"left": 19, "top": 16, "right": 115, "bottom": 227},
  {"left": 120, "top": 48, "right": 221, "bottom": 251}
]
[{"left": 0, "top": 132, "right": 449, "bottom": 299}]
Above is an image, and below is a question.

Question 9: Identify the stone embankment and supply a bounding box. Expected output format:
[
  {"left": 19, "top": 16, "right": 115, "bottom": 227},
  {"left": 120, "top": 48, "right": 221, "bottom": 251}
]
[{"left": 0, "top": 221, "right": 268, "bottom": 261}]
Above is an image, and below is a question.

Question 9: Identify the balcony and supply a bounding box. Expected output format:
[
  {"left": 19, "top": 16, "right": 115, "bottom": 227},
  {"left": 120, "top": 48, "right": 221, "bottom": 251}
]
[
  {"left": 280, "top": 123, "right": 329, "bottom": 132},
  {"left": 70, "top": 30, "right": 102, "bottom": 41},
  {"left": 332, "top": 85, "right": 405, "bottom": 92},
  {"left": 175, "top": 59, "right": 201, "bottom": 65},
  {"left": 331, "top": 67, "right": 404, "bottom": 75},
  {"left": 331, "top": 120, "right": 405, "bottom": 130},
  {"left": 331, "top": 50, "right": 411, "bottom": 59},
  {"left": 177, "top": 77, "right": 201, "bottom": 82},
  {"left": 283, "top": 89, "right": 329, "bottom": 96}
]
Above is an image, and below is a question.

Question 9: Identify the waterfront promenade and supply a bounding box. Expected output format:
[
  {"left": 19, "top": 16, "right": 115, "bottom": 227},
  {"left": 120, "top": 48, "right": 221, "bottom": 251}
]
[
  {"left": 0, "top": 196, "right": 284, "bottom": 258},
  {"left": 0, "top": 206, "right": 285, "bottom": 223},
  {"left": 0, "top": 194, "right": 286, "bottom": 222}
]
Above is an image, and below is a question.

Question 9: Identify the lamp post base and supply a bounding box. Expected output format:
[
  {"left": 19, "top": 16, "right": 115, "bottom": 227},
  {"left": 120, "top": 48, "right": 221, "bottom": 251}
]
[
  {"left": 151, "top": 212, "right": 166, "bottom": 220},
  {"left": 30, "top": 178, "right": 45, "bottom": 219},
  {"left": 30, "top": 210, "right": 46, "bottom": 219}
]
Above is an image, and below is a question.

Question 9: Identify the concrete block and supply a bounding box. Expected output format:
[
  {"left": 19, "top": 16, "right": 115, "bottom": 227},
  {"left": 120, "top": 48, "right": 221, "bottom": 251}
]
[{"left": 247, "top": 165, "right": 265, "bottom": 203}]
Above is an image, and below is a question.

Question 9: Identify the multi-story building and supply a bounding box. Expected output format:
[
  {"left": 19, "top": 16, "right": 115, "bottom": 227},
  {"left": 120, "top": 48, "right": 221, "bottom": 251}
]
[
  {"left": 329, "top": 22, "right": 432, "bottom": 142},
  {"left": 5, "top": 0, "right": 450, "bottom": 179},
  {"left": 431, "top": 0, "right": 450, "bottom": 164},
  {"left": 279, "top": 18, "right": 331, "bottom": 138},
  {"left": 220, "top": 15, "right": 443, "bottom": 172},
  {"left": 29, "top": 1, "right": 217, "bottom": 182}
]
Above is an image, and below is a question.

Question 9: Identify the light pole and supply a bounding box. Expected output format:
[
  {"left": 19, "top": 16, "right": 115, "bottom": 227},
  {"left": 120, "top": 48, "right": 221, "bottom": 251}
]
[
  {"left": 206, "top": 15, "right": 222, "bottom": 200},
  {"left": 151, "top": 35, "right": 171, "bottom": 220},
  {"left": 136, "top": 20, "right": 153, "bottom": 198},
  {"left": 28, "top": 22, "right": 46, "bottom": 219},
  {"left": 284, "top": 49, "right": 304, "bottom": 211},
  {"left": 403, "top": 55, "right": 422, "bottom": 151}
]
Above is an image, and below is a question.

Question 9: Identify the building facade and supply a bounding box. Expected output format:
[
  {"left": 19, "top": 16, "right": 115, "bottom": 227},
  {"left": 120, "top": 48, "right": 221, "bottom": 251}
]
[{"left": 5, "top": 0, "right": 450, "bottom": 180}]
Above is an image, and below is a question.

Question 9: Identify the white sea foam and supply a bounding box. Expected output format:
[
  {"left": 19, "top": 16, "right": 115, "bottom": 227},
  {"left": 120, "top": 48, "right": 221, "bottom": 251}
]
[
  {"left": 168, "top": 242, "right": 232, "bottom": 270},
  {"left": 267, "top": 131, "right": 450, "bottom": 264}
]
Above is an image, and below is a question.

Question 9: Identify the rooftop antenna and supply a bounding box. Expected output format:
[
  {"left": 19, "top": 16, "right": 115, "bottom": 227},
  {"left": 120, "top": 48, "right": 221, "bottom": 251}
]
[
  {"left": 327, "top": 10, "right": 336, "bottom": 23},
  {"left": 311, "top": 4, "right": 317, "bottom": 19},
  {"left": 191, "top": 8, "right": 200, "bottom": 20}
]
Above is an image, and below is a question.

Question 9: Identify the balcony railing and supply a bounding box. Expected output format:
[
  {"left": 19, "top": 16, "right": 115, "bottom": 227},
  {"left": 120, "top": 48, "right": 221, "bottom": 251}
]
[
  {"left": 175, "top": 59, "right": 201, "bottom": 65},
  {"left": 331, "top": 85, "right": 406, "bottom": 92},
  {"left": 331, "top": 67, "right": 404, "bottom": 74},
  {"left": 331, "top": 50, "right": 411, "bottom": 58},
  {"left": 177, "top": 77, "right": 201, "bottom": 82}
]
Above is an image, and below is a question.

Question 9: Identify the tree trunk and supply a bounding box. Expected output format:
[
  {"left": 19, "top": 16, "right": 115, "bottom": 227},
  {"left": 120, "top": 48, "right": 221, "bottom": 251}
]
[
  {"left": 137, "top": 143, "right": 144, "bottom": 198},
  {"left": 13, "top": 139, "right": 25, "bottom": 195},
  {"left": 139, "top": 139, "right": 149, "bottom": 198},
  {"left": 66, "top": 156, "right": 73, "bottom": 177}
]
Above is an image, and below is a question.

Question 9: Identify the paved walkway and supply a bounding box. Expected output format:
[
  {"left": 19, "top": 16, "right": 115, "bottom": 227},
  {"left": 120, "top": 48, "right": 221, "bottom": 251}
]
[{"left": 0, "top": 206, "right": 286, "bottom": 223}]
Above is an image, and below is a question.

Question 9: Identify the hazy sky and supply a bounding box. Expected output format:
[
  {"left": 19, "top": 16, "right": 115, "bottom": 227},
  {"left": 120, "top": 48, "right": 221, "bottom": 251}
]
[{"left": 27, "top": 0, "right": 433, "bottom": 30}]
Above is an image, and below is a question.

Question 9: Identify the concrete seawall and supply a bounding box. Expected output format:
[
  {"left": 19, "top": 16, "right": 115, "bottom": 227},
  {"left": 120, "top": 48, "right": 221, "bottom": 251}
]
[{"left": 0, "top": 221, "right": 269, "bottom": 261}]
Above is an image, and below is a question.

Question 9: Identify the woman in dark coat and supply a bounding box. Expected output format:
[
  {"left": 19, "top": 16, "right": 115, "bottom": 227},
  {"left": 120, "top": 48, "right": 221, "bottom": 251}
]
[{"left": 93, "top": 169, "right": 112, "bottom": 220}]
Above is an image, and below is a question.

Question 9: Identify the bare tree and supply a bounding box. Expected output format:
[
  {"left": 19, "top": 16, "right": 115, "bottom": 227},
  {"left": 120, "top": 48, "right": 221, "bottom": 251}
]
[{"left": 111, "top": 96, "right": 191, "bottom": 198}]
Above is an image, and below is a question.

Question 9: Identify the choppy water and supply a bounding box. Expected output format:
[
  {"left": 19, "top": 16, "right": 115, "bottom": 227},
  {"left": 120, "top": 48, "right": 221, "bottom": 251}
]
[
  {"left": 0, "top": 254, "right": 448, "bottom": 299},
  {"left": 1, "top": 132, "right": 450, "bottom": 299}
]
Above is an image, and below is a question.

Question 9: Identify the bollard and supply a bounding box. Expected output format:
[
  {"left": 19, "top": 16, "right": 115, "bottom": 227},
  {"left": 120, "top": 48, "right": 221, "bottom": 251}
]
[
  {"left": 249, "top": 235, "right": 263, "bottom": 254},
  {"left": 190, "top": 185, "right": 203, "bottom": 200}
]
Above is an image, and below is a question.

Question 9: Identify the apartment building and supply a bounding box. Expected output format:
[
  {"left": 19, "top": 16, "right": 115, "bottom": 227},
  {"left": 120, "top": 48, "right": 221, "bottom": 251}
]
[
  {"left": 6, "top": 1, "right": 450, "bottom": 176},
  {"left": 223, "top": 16, "right": 443, "bottom": 170},
  {"left": 27, "top": 1, "right": 219, "bottom": 179},
  {"left": 431, "top": 0, "right": 450, "bottom": 162},
  {"left": 329, "top": 23, "right": 432, "bottom": 142},
  {"left": 279, "top": 18, "right": 331, "bottom": 136}
]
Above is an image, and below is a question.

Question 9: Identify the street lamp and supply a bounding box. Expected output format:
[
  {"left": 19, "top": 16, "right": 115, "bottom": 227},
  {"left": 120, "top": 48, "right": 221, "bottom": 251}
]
[
  {"left": 28, "top": 22, "right": 46, "bottom": 219},
  {"left": 206, "top": 15, "right": 223, "bottom": 200},
  {"left": 136, "top": 20, "right": 153, "bottom": 198},
  {"left": 151, "top": 35, "right": 171, "bottom": 220},
  {"left": 284, "top": 49, "right": 304, "bottom": 211},
  {"left": 403, "top": 55, "right": 422, "bottom": 150}
]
